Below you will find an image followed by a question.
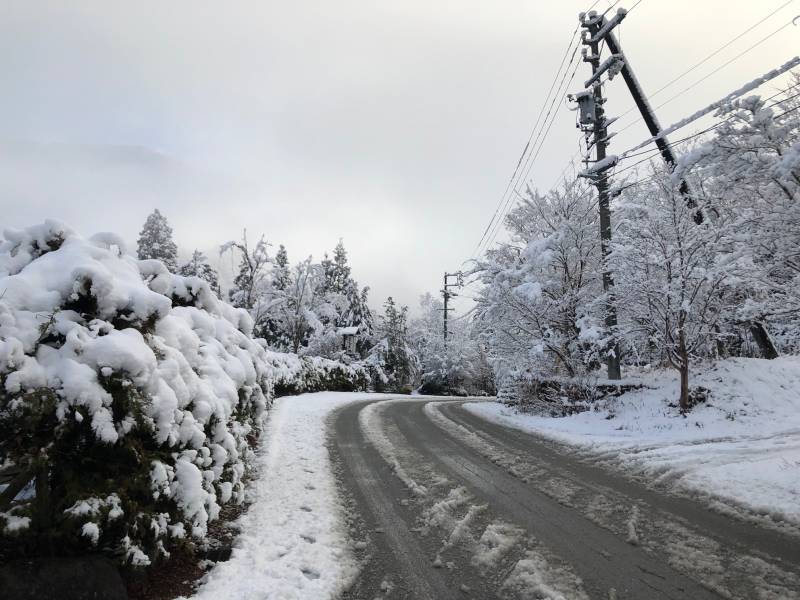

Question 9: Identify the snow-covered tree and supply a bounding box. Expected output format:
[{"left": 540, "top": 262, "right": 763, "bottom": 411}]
[
  {"left": 674, "top": 92, "right": 800, "bottom": 355},
  {"left": 330, "top": 239, "right": 351, "bottom": 296},
  {"left": 612, "top": 168, "right": 740, "bottom": 410},
  {"left": 366, "top": 297, "right": 415, "bottom": 391},
  {"left": 474, "top": 178, "right": 603, "bottom": 383},
  {"left": 273, "top": 244, "right": 291, "bottom": 292},
  {"left": 410, "top": 293, "right": 494, "bottom": 395},
  {"left": 222, "top": 231, "right": 272, "bottom": 337},
  {"left": 470, "top": 82, "right": 800, "bottom": 412},
  {"left": 136, "top": 209, "right": 178, "bottom": 271},
  {"left": 268, "top": 257, "right": 331, "bottom": 354},
  {"left": 301, "top": 240, "right": 375, "bottom": 359},
  {"left": 179, "top": 249, "right": 221, "bottom": 297}
]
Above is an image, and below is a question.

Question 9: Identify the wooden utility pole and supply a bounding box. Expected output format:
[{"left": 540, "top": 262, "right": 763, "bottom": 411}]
[
  {"left": 577, "top": 10, "right": 622, "bottom": 380},
  {"left": 599, "top": 9, "right": 776, "bottom": 356},
  {"left": 574, "top": 7, "right": 782, "bottom": 362},
  {"left": 441, "top": 272, "right": 462, "bottom": 345}
]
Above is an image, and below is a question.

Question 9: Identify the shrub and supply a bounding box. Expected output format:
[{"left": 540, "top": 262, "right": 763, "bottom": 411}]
[
  {"left": 265, "top": 351, "right": 369, "bottom": 397},
  {"left": 0, "top": 222, "right": 270, "bottom": 566}
]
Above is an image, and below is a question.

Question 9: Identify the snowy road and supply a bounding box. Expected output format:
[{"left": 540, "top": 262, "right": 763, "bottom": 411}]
[{"left": 332, "top": 399, "right": 800, "bottom": 600}]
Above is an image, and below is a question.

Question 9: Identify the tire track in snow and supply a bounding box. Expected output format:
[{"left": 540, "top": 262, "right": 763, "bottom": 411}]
[
  {"left": 333, "top": 400, "right": 456, "bottom": 600},
  {"left": 388, "top": 400, "right": 721, "bottom": 599},
  {"left": 431, "top": 401, "right": 800, "bottom": 600},
  {"left": 337, "top": 399, "right": 590, "bottom": 599}
]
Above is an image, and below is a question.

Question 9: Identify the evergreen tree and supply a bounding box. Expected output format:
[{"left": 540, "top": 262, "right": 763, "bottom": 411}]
[
  {"left": 136, "top": 209, "right": 178, "bottom": 271},
  {"left": 273, "top": 244, "right": 291, "bottom": 291},
  {"left": 317, "top": 253, "right": 334, "bottom": 297},
  {"left": 343, "top": 282, "right": 374, "bottom": 357},
  {"left": 179, "top": 250, "right": 221, "bottom": 297},
  {"left": 331, "top": 239, "right": 351, "bottom": 294},
  {"left": 372, "top": 296, "right": 414, "bottom": 390}
]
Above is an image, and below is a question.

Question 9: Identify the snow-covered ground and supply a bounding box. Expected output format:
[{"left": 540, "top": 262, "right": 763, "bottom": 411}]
[
  {"left": 189, "top": 392, "right": 386, "bottom": 600},
  {"left": 466, "top": 357, "right": 800, "bottom": 528}
]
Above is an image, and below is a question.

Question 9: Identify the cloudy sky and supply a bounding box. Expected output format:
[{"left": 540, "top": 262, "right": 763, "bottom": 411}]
[{"left": 1, "top": 0, "right": 796, "bottom": 311}]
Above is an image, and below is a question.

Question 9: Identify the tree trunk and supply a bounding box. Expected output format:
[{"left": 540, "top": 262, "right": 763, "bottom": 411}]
[
  {"left": 34, "top": 463, "right": 53, "bottom": 555},
  {"left": 679, "top": 362, "right": 690, "bottom": 412},
  {"left": 713, "top": 324, "right": 726, "bottom": 358},
  {"left": 677, "top": 328, "right": 690, "bottom": 412},
  {"left": 749, "top": 321, "right": 779, "bottom": 359}
]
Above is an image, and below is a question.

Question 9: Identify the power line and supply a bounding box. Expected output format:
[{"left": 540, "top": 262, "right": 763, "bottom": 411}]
[
  {"left": 480, "top": 41, "right": 586, "bottom": 254},
  {"left": 615, "top": 0, "right": 795, "bottom": 125},
  {"left": 477, "top": 2, "right": 652, "bottom": 256},
  {"left": 469, "top": 0, "right": 798, "bottom": 264},
  {"left": 475, "top": 39, "right": 583, "bottom": 257},
  {"left": 472, "top": 0, "right": 605, "bottom": 260},
  {"left": 614, "top": 85, "right": 800, "bottom": 166},
  {"left": 478, "top": 58, "right": 799, "bottom": 262},
  {"left": 616, "top": 12, "right": 799, "bottom": 136},
  {"left": 608, "top": 94, "right": 800, "bottom": 184},
  {"left": 471, "top": 19, "right": 586, "bottom": 258},
  {"left": 627, "top": 0, "right": 646, "bottom": 13}
]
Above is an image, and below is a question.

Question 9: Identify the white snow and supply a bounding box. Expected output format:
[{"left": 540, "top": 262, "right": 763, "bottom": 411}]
[
  {"left": 579, "top": 154, "right": 618, "bottom": 177},
  {"left": 0, "top": 221, "right": 272, "bottom": 558},
  {"left": 472, "top": 522, "right": 524, "bottom": 572},
  {"left": 359, "top": 400, "right": 428, "bottom": 497},
  {"left": 501, "top": 549, "right": 589, "bottom": 600},
  {"left": 189, "top": 392, "right": 386, "bottom": 600},
  {"left": 466, "top": 357, "right": 800, "bottom": 527},
  {"left": 0, "top": 510, "right": 31, "bottom": 533},
  {"left": 81, "top": 522, "right": 101, "bottom": 545}
]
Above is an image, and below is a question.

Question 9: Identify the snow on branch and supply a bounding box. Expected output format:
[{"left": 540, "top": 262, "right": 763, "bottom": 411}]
[{"left": 579, "top": 155, "right": 618, "bottom": 178}]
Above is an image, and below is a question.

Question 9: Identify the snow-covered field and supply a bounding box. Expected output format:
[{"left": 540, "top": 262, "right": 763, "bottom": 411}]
[
  {"left": 189, "top": 392, "right": 386, "bottom": 600},
  {"left": 467, "top": 357, "right": 800, "bottom": 528}
]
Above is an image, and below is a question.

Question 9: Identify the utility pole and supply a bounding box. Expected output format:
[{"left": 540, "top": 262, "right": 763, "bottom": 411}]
[
  {"left": 441, "top": 272, "right": 462, "bottom": 346},
  {"left": 573, "top": 10, "right": 622, "bottom": 380},
  {"left": 572, "top": 7, "right": 785, "bottom": 364}
]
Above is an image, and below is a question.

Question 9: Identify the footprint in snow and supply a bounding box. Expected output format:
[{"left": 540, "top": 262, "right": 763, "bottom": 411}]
[
  {"left": 300, "top": 505, "right": 313, "bottom": 512},
  {"left": 301, "top": 534, "right": 316, "bottom": 543},
  {"left": 301, "top": 568, "right": 320, "bottom": 580}
]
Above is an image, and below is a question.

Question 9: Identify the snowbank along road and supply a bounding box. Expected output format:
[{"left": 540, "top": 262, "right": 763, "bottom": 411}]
[{"left": 332, "top": 398, "right": 800, "bottom": 600}]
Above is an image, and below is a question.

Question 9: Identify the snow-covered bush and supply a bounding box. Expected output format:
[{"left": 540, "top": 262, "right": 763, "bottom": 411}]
[
  {"left": 0, "top": 221, "right": 270, "bottom": 565},
  {"left": 263, "top": 350, "right": 369, "bottom": 396}
]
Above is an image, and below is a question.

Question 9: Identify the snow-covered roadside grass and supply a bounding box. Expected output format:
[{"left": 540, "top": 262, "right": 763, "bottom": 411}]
[
  {"left": 466, "top": 357, "right": 800, "bottom": 528},
  {"left": 188, "top": 392, "right": 387, "bottom": 600}
]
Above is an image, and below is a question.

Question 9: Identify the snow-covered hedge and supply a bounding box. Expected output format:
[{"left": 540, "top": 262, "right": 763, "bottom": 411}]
[
  {"left": 263, "top": 350, "right": 369, "bottom": 397},
  {"left": 0, "top": 221, "right": 271, "bottom": 565}
]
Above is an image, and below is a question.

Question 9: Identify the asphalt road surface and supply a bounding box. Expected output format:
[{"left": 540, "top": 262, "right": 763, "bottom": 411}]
[{"left": 331, "top": 398, "right": 800, "bottom": 600}]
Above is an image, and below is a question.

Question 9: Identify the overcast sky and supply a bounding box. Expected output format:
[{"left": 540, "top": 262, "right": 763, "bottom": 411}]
[{"left": 1, "top": 1, "right": 796, "bottom": 312}]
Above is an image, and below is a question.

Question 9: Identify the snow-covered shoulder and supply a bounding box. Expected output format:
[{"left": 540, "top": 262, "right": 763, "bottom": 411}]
[
  {"left": 465, "top": 357, "right": 800, "bottom": 527},
  {"left": 188, "top": 392, "right": 386, "bottom": 600}
]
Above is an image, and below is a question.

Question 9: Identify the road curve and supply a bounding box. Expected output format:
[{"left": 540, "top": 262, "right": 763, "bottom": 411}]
[{"left": 331, "top": 398, "right": 800, "bottom": 600}]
